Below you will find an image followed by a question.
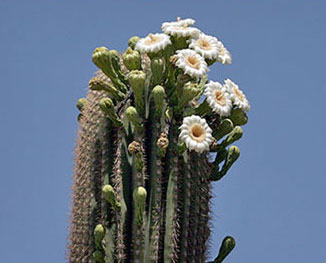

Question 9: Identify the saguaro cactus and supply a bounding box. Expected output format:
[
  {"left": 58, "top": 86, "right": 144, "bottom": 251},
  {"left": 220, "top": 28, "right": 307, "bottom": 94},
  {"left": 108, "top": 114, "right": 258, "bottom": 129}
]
[{"left": 68, "top": 17, "right": 250, "bottom": 263}]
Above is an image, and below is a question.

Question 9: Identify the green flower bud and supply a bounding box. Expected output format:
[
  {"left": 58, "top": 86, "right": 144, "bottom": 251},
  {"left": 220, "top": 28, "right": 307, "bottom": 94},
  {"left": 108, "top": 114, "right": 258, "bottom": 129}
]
[
  {"left": 215, "top": 236, "right": 236, "bottom": 263},
  {"left": 123, "top": 47, "right": 141, "bottom": 71},
  {"left": 220, "top": 126, "right": 243, "bottom": 148},
  {"left": 102, "top": 184, "right": 121, "bottom": 211},
  {"left": 128, "top": 36, "right": 140, "bottom": 49},
  {"left": 94, "top": 224, "right": 105, "bottom": 240},
  {"left": 76, "top": 98, "right": 87, "bottom": 112},
  {"left": 151, "top": 58, "right": 164, "bottom": 85},
  {"left": 92, "top": 250, "right": 105, "bottom": 263},
  {"left": 125, "top": 106, "right": 142, "bottom": 129},
  {"left": 94, "top": 224, "right": 105, "bottom": 248},
  {"left": 230, "top": 108, "right": 248, "bottom": 126},
  {"left": 99, "top": 98, "right": 122, "bottom": 127},
  {"left": 128, "top": 70, "right": 146, "bottom": 114},
  {"left": 213, "top": 119, "right": 234, "bottom": 141},
  {"left": 152, "top": 85, "right": 166, "bottom": 117},
  {"left": 179, "top": 82, "right": 201, "bottom": 109},
  {"left": 133, "top": 186, "right": 147, "bottom": 225},
  {"left": 89, "top": 76, "right": 125, "bottom": 101},
  {"left": 92, "top": 47, "right": 126, "bottom": 93},
  {"left": 109, "top": 49, "right": 126, "bottom": 84},
  {"left": 92, "top": 47, "right": 113, "bottom": 76},
  {"left": 218, "top": 145, "right": 240, "bottom": 178}
]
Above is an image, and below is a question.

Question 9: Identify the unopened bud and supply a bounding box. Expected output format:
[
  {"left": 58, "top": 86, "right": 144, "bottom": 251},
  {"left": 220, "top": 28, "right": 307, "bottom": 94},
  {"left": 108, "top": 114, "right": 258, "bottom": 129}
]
[
  {"left": 89, "top": 76, "right": 124, "bottom": 101},
  {"left": 215, "top": 236, "right": 236, "bottom": 263},
  {"left": 151, "top": 58, "right": 164, "bottom": 85},
  {"left": 213, "top": 119, "right": 234, "bottom": 141},
  {"left": 128, "top": 36, "right": 140, "bottom": 49},
  {"left": 102, "top": 184, "right": 121, "bottom": 211},
  {"left": 123, "top": 47, "right": 141, "bottom": 71},
  {"left": 179, "top": 82, "right": 200, "bottom": 108},
  {"left": 218, "top": 145, "right": 240, "bottom": 178},
  {"left": 221, "top": 126, "right": 243, "bottom": 148},
  {"left": 93, "top": 250, "right": 104, "bottom": 263},
  {"left": 92, "top": 46, "right": 126, "bottom": 93},
  {"left": 133, "top": 186, "right": 147, "bottom": 225},
  {"left": 94, "top": 224, "right": 105, "bottom": 248},
  {"left": 125, "top": 106, "right": 142, "bottom": 129},
  {"left": 128, "top": 70, "right": 146, "bottom": 114},
  {"left": 99, "top": 98, "right": 122, "bottom": 127},
  {"left": 76, "top": 98, "right": 87, "bottom": 112},
  {"left": 109, "top": 50, "right": 126, "bottom": 84},
  {"left": 230, "top": 108, "right": 248, "bottom": 126},
  {"left": 152, "top": 85, "right": 166, "bottom": 117}
]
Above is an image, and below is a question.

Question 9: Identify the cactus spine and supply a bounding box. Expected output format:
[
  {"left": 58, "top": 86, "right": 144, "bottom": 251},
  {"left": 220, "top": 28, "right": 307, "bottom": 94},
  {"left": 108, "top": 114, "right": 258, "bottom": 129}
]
[{"left": 68, "top": 17, "right": 250, "bottom": 263}]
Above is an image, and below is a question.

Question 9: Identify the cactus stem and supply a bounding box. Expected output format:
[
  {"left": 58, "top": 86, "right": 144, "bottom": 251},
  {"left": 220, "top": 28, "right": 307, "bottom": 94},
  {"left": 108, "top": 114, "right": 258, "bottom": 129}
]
[
  {"left": 178, "top": 153, "right": 191, "bottom": 262},
  {"left": 163, "top": 121, "right": 180, "bottom": 263}
]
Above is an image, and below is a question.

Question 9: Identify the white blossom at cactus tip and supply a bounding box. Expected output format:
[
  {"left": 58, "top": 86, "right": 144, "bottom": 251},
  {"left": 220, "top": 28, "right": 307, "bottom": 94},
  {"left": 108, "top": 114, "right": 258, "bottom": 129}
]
[
  {"left": 135, "top": 33, "right": 171, "bottom": 54},
  {"left": 216, "top": 41, "right": 232, "bottom": 64},
  {"left": 224, "top": 79, "right": 250, "bottom": 112},
  {"left": 204, "top": 81, "right": 233, "bottom": 116},
  {"left": 179, "top": 115, "right": 214, "bottom": 153},
  {"left": 188, "top": 33, "right": 222, "bottom": 60},
  {"left": 162, "top": 21, "right": 200, "bottom": 38},
  {"left": 175, "top": 49, "right": 208, "bottom": 79},
  {"left": 161, "top": 17, "right": 196, "bottom": 31}
]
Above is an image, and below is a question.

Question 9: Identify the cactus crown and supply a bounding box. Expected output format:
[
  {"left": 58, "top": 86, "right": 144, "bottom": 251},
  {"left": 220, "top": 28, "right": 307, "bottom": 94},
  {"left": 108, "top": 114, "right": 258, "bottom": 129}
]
[{"left": 68, "top": 17, "right": 250, "bottom": 263}]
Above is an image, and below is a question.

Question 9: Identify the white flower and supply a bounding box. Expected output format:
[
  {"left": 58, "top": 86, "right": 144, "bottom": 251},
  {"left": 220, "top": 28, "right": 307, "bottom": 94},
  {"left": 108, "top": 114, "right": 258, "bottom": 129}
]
[
  {"left": 216, "top": 41, "right": 232, "bottom": 64},
  {"left": 135, "top": 33, "right": 171, "bottom": 54},
  {"left": 204, "top": 81, "right": 232, "bottom": 116},
  {"left": 175, "top": 49, "right": 208, "bottom": 79},
  {"left": 188, "top": 33, "right": 221, "bottom": 60},
  {"left": 224, "top": 79, "right": 250, "bottom": 111},
  {"left": 161, "top": 17, "right": 195, "bottom": 31},
  {"left": 162, "top": 18, "right": 200, "bottom": 39},
  {"left": 179, "top": 115, "right": 214, "bottom": 153}
]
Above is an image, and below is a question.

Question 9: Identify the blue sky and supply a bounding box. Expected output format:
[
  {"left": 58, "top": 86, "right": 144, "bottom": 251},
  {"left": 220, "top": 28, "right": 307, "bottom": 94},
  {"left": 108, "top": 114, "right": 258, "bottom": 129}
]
[{"left": 1, "top": 1, "right": 326, "bottom": 262}]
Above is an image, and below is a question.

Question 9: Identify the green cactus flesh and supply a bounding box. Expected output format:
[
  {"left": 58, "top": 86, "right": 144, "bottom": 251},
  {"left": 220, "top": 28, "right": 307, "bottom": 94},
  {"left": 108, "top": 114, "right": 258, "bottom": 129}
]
[{"left": 68, "top": 17, "right": 250, "bottom": 263}]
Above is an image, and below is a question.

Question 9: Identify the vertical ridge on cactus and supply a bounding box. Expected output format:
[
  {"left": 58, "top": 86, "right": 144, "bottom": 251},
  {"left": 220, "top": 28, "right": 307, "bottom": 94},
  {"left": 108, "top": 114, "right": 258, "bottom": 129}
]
[{"left": 68, "top": 17, "right": 250, "bottom": 263}]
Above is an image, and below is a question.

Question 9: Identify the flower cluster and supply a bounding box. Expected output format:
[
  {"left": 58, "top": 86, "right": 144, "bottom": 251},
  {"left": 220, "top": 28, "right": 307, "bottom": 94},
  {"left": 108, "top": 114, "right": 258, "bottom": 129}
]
[{"left": 127, "top": 17, "right": 250, "bottom": 154}]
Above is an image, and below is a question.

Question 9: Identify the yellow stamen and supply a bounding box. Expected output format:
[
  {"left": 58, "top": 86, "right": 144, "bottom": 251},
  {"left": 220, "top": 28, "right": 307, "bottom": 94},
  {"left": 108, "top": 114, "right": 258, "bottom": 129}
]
[
  {"left": 234, "top": 87, "right": 245, "bottom": 101},
  {"left": 145, "top": 34, "right": 160, "bottom": 45},
  {"left": 186, "top": 56, "right": 200, "bottom": 69},
  {"left": 215, "top": 90, "right": 226, "bottom": 106},
  {"left": 190, "top": 124, "right": 206, "bottom": 142},
  {"left": 197, "top": 39, "right": 212, "bottom": 50}
]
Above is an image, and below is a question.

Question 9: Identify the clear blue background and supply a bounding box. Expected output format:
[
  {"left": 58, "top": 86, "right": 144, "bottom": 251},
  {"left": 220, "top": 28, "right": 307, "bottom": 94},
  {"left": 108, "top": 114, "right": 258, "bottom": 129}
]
[{"left": 1, "top": 1, "right": 325, "bottom": 262}]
